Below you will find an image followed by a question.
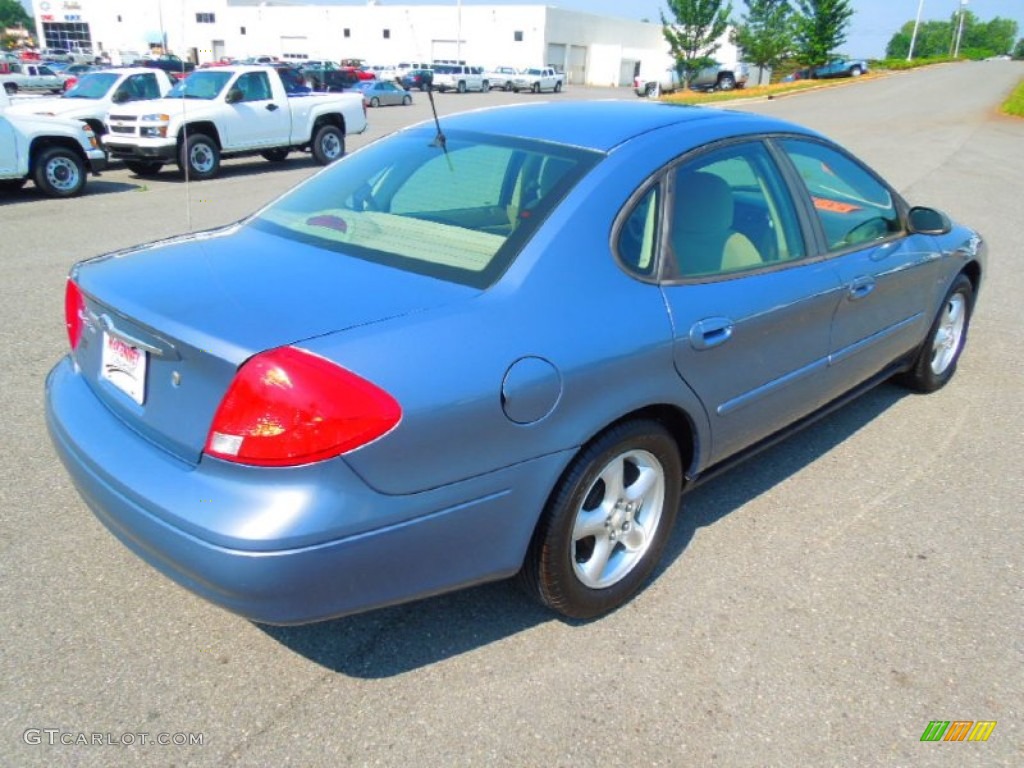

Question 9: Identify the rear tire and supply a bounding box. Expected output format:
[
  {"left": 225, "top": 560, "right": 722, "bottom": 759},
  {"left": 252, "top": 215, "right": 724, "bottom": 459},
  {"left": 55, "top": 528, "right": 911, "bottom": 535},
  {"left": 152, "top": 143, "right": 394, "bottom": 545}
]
[
  {"left": 554, "top": 81, "right": 562, "bottom": 93},
  {"left": 4, "top": 82, "right": 17, "bottom": 95},
  {"left": 895, "top": 274, "right": 974, "bottom": 393},
  {"left": 457, "top": 80, "right": 467, "bottom": 93},
  {"left": 402, "top": 94, "right": 411, "bottom": 105},
  {"left": 519, "top": 419, "right": 682, "bottom": 619},
  {"left": 850, "top": 66, "right": 863, "bottom": 77},
  {"left": 311, "top": 123, "right": 345, "bottom": 165},
  {"left": 716, "top": 73, "right": 736, "bottom": 91},
  {"left": 125, "top": 160, "right": 164, "bottom": 177},
  {"left": 369, "top": 96, "right": 379, "bottom": 107},
  {"left": 33, "top": 146, "right": 86, "bottom": 197}
]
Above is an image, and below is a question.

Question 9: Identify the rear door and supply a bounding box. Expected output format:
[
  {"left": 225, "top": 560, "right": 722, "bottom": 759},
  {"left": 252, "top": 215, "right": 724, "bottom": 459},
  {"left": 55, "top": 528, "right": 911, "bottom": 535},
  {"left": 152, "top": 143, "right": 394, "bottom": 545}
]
[{"left": 649, "top": 140, "right": 844, "bottom": 464}]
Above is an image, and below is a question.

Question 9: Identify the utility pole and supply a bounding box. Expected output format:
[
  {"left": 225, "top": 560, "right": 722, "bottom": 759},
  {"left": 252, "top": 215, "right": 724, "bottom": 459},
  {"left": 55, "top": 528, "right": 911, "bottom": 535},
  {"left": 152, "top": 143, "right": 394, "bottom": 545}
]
[
  {"left": 954, "top": 0, "right": 968, "bottom": 59},
  {"left": 908, "top": 0, "right": 925, "bottom": 61}
]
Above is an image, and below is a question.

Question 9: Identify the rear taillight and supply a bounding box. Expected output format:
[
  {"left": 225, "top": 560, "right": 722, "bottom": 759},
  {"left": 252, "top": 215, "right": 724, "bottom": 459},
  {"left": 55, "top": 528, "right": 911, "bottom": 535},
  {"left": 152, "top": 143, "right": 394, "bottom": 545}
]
[
  {"left": 64, "top": 279, "right": 85, "bottom": 351},
  {"left": 205, "top": 346, "right": 400, "bottom": 467}
]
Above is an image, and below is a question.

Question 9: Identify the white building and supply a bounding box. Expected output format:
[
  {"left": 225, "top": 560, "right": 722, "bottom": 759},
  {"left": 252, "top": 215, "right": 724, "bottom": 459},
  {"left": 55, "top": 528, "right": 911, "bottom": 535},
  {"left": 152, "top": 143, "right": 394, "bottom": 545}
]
[{"left": 28, "top": 1, "right": 742, "bottom": 87}]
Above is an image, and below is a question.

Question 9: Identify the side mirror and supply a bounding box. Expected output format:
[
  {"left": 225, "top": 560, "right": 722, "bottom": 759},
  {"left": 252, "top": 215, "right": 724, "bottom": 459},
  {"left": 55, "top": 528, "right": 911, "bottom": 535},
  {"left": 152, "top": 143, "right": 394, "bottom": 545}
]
[
  {"left": 225, "top": 87, "right": 243, "bottom": 104},
  {"left": 907, "top": 206, "right": 952, "bottom": 235}
]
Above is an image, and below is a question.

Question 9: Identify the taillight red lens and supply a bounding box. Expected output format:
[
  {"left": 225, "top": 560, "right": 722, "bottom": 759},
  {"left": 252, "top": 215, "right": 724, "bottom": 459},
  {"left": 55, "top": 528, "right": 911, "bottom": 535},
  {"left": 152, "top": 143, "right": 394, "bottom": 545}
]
[
  {"left": 205, "top": 346, "right": 401, "bottom": 467},
  {"left": 65, "top": 279, "right": 85, "bottom": 350}
]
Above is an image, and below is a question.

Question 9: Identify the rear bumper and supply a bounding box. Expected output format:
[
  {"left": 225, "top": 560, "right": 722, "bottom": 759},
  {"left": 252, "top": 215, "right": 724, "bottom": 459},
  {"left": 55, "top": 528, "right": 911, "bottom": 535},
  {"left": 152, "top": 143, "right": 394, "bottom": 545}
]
[{"left": 45, "top": 357, "right": 567, "bottom": 624}]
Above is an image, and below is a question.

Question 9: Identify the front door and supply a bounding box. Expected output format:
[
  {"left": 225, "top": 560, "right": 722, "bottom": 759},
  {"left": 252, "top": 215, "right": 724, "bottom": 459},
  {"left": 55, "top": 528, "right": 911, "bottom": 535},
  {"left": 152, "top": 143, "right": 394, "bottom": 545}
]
[
  {"left": 775, "top": 138, "right": 940, "bottom": 387},
  {"left": 0, "top": 116, "right": 20, "bottom": 176},
  {"left": 222, "top": 71, "right": 290, "bottom": 149}
]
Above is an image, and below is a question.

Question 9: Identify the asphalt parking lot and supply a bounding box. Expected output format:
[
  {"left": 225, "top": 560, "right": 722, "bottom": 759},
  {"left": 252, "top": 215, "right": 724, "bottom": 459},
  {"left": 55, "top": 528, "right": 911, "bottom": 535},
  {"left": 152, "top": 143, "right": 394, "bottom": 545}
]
[{"left": 1, "top": 64, "right": 1022, "bottom": 767}]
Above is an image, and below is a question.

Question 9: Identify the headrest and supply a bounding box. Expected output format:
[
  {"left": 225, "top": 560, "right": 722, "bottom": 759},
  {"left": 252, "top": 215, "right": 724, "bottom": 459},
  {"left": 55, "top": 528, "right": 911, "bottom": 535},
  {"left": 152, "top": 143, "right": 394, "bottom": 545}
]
[{"left": 674, "top": 171, "right": 734, "bottom": 234}]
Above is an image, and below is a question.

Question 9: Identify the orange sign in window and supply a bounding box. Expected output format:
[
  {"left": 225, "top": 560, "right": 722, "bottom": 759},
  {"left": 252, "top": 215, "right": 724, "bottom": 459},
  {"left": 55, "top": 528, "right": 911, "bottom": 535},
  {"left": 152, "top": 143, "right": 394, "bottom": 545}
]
[{"left": 812, "top": 196, "right": 862, "bottom": 214}]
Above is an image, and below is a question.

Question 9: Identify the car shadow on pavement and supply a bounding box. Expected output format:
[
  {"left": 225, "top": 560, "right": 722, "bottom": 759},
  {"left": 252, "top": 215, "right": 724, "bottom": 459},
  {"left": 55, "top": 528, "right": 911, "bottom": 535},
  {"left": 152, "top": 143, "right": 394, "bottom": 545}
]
[
  {"left": 259, "top": 383, "right": 906, "bottom": 678},
  {"left": 124, "top": 155, "right": 320, "bottom": 184},
  {"left": 0, "top": 179, "right": 140, "bottom": 205}
]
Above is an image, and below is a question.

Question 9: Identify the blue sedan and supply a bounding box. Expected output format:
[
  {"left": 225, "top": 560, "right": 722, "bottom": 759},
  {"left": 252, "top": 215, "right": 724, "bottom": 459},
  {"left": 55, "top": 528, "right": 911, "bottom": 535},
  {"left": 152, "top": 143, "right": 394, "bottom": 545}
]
[{"left": 46, "top": 102, "right": 984, "bottom": 624}]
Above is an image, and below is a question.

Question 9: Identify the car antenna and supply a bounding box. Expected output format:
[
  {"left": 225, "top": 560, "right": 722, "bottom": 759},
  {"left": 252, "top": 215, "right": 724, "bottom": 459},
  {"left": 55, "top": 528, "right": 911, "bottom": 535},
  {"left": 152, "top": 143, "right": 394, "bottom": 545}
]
[{"left": 423, "top": 72, "right": 453, "bottom": 170}]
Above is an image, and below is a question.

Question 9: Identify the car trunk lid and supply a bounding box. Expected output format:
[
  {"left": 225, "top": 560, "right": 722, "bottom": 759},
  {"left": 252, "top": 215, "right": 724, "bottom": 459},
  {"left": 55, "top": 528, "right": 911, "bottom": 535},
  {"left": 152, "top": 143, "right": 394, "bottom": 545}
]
[{"left": 71, "top": 223, "right": 476, "bottom": 464}]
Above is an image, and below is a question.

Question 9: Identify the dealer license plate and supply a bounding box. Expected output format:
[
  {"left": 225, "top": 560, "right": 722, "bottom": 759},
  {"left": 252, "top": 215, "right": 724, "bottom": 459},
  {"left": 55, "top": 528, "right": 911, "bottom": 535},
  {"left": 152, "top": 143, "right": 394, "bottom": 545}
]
[{"left": 101, "top": 332, "right": 147, "bottom": 405}]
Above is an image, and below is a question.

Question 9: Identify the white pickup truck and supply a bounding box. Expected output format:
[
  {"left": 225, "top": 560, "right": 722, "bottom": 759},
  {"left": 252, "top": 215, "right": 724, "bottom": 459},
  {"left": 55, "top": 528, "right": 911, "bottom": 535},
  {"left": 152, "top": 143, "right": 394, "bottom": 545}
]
[
  {"left": 1, "top": 61, "right": 66, "bottom": 95},
  {"left": 511, "top": 67, "right": 564, "bottom": 94},
  {"left": 102, "top": 65, "right": 368, "bottom": 179},
  {"left": 0, "top": 87, "right": 108, "bottom": 197},
  {"left": 4, "top": 68, "right": 174, "bottom": 140}
]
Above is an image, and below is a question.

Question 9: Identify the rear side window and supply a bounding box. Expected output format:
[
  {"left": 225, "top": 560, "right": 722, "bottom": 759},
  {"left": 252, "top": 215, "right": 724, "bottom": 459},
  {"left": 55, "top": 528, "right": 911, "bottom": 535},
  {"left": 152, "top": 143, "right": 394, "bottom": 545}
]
[
  {"left": 254, "top": 130, "right": 600, "bottom": 288},
  {"left": 779, "top": 138, "right": 901, "bottom": 250},
  {"left": 669, "top": 142, "right": 805, "bottom": 278}
]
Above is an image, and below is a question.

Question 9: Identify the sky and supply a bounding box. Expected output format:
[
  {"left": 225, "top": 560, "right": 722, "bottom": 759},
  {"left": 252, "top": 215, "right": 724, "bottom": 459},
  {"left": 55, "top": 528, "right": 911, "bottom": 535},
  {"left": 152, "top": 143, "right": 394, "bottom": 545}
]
[{"left": 18, "top": 1, "right": 1024, "bottom": 58}]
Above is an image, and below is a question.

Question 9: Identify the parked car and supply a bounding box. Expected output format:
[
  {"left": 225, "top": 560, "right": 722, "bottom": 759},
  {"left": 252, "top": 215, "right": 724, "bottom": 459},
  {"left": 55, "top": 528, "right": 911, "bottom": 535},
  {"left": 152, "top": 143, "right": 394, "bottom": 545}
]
[
  {"left": 401, "top": 68, "right": 434, "bottom": 91},
  {"left": 318, "top": 69, "right": 361, "bottom": 93},
  {"left": 511, "top": 66, "right": 564, "bottom": 93},
  {"left": 432, "top": 64, "right": 487, "bottom": 93},
  {"left": 5, "top": 68, "right": 174, "bottom": 139},
  {"left": 0, "top": 85, "right": 107, "bottom": 196},
  {"left": 349, "top": 79, "right": 412, "bottom": 107},
  {"left": 787, "top": 59, "right": 869, "bottom": 81},
  {"left": 485, "top": 66, "right": 520, "bottom": 91},
  {"left": 102, "top": 65, "right": 367, "bottom": 179},
  {"left": 810, "top": 58, "right": 868, "bottom": 79},
  {"left": 634, "top": 61, "right": 748, "bottom": 96},
  {"left": 141, "top": 54, "right": 196, "bottom": 79},
  {"left": 1, "top": 61, "right": 65, "bottom": 94},
  {"left": 46, "top": 101, "right": 984, "bottom": 625}
]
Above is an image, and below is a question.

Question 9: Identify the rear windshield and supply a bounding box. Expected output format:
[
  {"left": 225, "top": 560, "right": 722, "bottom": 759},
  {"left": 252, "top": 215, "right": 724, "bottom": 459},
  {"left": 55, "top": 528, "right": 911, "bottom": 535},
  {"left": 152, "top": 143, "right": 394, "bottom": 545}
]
[{"left": 252, "top": 129, "right": 600, "bottom": 288}]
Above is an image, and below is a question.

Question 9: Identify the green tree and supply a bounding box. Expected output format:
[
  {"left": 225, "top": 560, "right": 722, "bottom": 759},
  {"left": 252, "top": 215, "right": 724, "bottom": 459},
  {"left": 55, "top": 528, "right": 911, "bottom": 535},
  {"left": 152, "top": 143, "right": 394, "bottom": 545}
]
[
  {"left": 886, "top": 19, "right": 952, "bottom": 59},
  {"left": 733, "top": 0, "right": 794, "bottom": 82},
  {"left": 1014, "top": 38, "right": 1024, "bottom": 60},
  {"left": 661, "top": 0, "right": 733, "bottom": 88},
  {"left": 886, "top": 12, "right": 1018, "bottom": 60},
  {"left": 793, "top": 0, "right": 853, "bottom": 66},
  {"left": 0, "top": 0, "right": 34, "bottom": 38}
]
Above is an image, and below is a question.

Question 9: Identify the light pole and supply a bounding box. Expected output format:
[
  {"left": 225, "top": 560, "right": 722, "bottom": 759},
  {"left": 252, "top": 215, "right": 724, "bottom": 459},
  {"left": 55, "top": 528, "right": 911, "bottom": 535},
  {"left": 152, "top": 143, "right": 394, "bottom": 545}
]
[
  {"left": 908, "top": 0, "right": 925, "bottom": 61},
  {"left": 954, "top": 0, "right": 968, "bottom": 59}
]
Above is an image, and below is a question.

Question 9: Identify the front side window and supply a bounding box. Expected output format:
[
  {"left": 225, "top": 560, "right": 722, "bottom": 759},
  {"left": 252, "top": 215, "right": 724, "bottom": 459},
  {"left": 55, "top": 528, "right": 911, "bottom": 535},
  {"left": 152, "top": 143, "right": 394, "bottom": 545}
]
[
  {"left": 254, "top": 130, "right": 600, "bottom": 287},
  {"left": 779, "top": 138, "right": 901, "bottom": 251},
  {"left": 669, "top": 142, "right": 805, "bottom": 279}
]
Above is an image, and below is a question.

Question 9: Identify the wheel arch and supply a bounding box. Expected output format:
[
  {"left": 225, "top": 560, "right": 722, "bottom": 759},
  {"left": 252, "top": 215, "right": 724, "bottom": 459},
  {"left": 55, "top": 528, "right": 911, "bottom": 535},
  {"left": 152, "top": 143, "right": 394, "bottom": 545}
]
[
  {"left": 27, "top": 137, "right": 87, "bottom": 173},
  {"left": 541, "top": 403, "right": 700, "bottom": 524},
  {"left": 176, "top": 121, "right": 221, "bottom": 148},
  {"left": 311, "top": 112, "right": 346, "bottom": 140}
]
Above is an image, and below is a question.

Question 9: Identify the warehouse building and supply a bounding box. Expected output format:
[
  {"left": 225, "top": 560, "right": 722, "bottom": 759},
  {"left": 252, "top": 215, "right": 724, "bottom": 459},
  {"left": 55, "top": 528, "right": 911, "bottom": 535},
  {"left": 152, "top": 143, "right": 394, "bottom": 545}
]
[{"left": 30, "top": 0, "right": 739, "bottom": 87}]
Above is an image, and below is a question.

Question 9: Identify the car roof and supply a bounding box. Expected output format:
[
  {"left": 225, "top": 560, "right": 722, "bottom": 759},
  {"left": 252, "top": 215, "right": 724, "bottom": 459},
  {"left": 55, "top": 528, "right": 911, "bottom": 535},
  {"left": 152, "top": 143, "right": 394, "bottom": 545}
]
[{"left": 436, "top": 101, "right": 813, "bottom": 153}]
